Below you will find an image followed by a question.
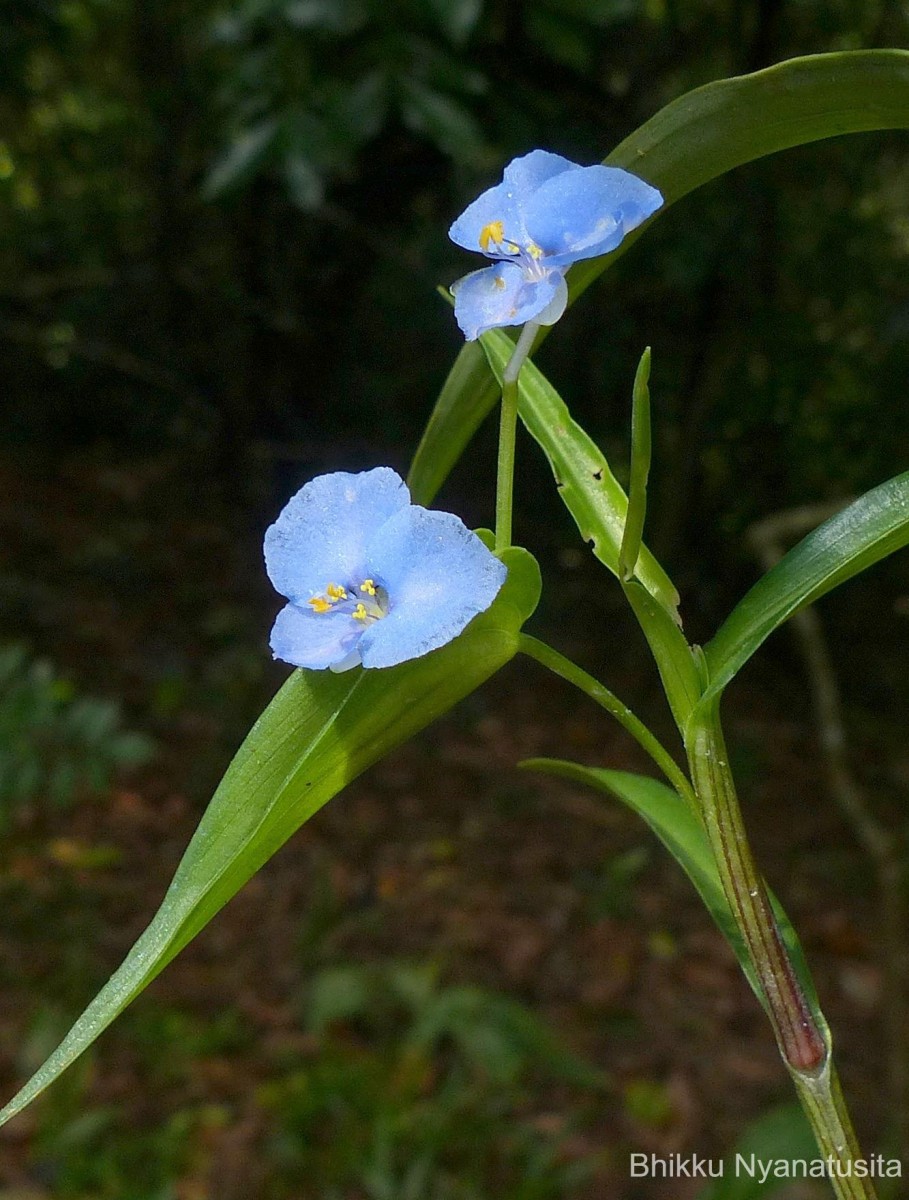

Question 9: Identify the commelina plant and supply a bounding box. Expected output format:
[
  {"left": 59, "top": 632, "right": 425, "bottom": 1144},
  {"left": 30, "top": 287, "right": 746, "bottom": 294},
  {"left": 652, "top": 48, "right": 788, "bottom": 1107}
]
[{"left": 5, "top": 51, "right": 909, "bottom": 1199}]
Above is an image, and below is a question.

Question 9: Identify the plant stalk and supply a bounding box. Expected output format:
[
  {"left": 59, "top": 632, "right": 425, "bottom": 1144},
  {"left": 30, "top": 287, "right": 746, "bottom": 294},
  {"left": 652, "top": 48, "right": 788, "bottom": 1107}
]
[
  {"left": 519, "top": 634, "right": 696, "bottom": 809},
  {"left": 495, "top": 322, "right": 539, "bottom": 552},
  {"left": 748, "top": 503, "right": 909, "bottom": 1152},
  {"left": 687, "top": 698, "right": 878, "bottom": 1200}
]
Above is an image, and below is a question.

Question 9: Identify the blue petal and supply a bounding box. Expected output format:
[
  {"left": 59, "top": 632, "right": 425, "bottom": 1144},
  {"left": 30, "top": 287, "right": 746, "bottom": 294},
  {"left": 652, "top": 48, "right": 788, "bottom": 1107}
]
[
  {"left": 269, "top": 603, "right": 363, "bottom": 670},
  {"left": 448, "top": 178, "right": 526, "bottom": 259},
  {"left": 264, "top": 467, "right": 409, "bottom": 604},
  {"left": 502, "top": 149, "right": 580, "bottom": 195},
  {"left": 522, "top": 165, "right": 663, "bottom": 266},
  {"left": 358, "top": 507, "right": 507, "bottom": 668},
  {"left": 448, "top": 151, "right": 579, "bottom": 259},
  {"left": 451, "top": 261, "right": 566, "bottom": 340}
]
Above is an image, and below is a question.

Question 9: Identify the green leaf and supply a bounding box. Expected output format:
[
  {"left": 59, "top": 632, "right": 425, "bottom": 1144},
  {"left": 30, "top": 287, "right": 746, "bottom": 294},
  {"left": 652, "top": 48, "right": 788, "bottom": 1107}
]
[
  {"left": 622, "top": 580, "right": 701, "bottom": 732},
  {"left": 409, "top": 985, "right": 603, "bottom": 1088},
  {"left": 407, "top": 338, "right": 499, "bottom": 510},
  {"left": 480, "top": 328, "right": 680, "bottom": 619},
  {"left": 201, "top": 118, "right": 280, "bottom": 200},
  {"left": 329, "top": 71, "right": 388, "bottom": 142},
  {"left": 697, "top": 1104, "right": 819, "bottom": 1199},
  {"left": 525, "top": 10, "right": 594, "bottom": 74},
  {"left": 408, "top": 50, "right": 909, "bottom": 505},
  {"left": 307, "top": 965, "right": 372, "bottom": 1034},
  {"left": 703, "top": 473, "right": 909, "bottom": 705},
  {"left": 522, "top": 761, "right": 824, "bottom": 1026},
  {"left": 283, "top": 153, "right": 325, "bottom": 210},
  {"left": 284, "top": 0, "right": 368, "bottom": 34},
  {"left": 426, "top": 0, "right": 482, "bottom": 46},
  {"left": 618, "top": 346, "right": 652, "bottom": 582},
  {"left": 0, "top": 547, "right": 540, "bottom": 1127},
  {"left": 398, "top": 77, "right": 484, "bottom": 164},
  {"left": 573, "top": 48, "right": 909, "bottom": 301}
]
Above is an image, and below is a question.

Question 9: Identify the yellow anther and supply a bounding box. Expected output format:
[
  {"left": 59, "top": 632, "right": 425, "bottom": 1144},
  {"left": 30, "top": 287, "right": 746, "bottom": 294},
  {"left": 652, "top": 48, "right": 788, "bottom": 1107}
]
[
  {"left": 493, "top": 276, "right": 506, "bottom": 290},
  {"left": 326, "top": 583, "right": 347, "bottom": 600},
  {"left": 352, "top": 602, "right": 369, "bottom": 621},
  {"left": 526, "top": 240, "right": 543, "bottom": 259},
  {"left": 308, "top": 596, "right": 332, "bottom": 614},
  {"left": 359, "top": 579, "right": 377, "bottom": 596},
  {"left": 479, "top": 220, "right": 505, "bottom": 252}
]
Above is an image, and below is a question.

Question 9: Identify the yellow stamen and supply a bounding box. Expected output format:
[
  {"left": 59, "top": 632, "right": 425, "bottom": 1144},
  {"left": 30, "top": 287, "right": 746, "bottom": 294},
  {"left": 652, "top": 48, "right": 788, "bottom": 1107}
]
[
  {"left": 352, "top": 602, "right": 368, "bottom": 621},
  {"left": 360, "top": 579, "right": 377, "bottom": 596},
  {"left": 479, "top": 220, "right": 505, "bottom": 252},
  {"left": 526, "top": 240, "right": 543, "bottom": 259},
  {"left": 493, "top": 276, "right": 506, "bottom": 290},
  {"left": 308, "top": 596, "right": 332, "bottom": 614},
  {"left": 326, "top": 583, "right": 347, "bottom": 600}
]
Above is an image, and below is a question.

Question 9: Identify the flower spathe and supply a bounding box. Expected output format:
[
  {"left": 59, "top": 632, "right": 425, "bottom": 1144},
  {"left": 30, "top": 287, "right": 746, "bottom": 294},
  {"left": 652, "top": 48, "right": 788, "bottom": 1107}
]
[
  {"left": 449, "top": 149, "right": 663, "bottom": 340},
  {"left": 264, "top": 467, "right": 507, "bottom": 671}
]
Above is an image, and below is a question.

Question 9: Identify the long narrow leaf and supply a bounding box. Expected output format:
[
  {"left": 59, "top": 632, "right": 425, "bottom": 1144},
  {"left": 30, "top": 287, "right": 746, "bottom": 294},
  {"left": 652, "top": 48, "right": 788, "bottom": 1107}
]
[
  {"left": 408, "top": 339, "right": 499, "bottom": 509},
  {"left": 408, "top": 50, "right": 909, "bottom": 506},
  {"left": 703, "top": 473, "right": 909, "bottom": 704},
  {"left": 571, "top": 49, "right": 909, "bottom": 300},
  {"left": 0, "top": 547, "right": 541, "bottom": 1126},
  {"left": 618, "top": 347, "right": 652, "bottom": 582},
  {"left": 622, "top": 581, "right": 701, "bottom": 732},
  {"left": 524, "top": 761, "right": 826, "bottom": 1034},
  {"left": 481, "top": 328, "right": 680, "bottom": 617}
]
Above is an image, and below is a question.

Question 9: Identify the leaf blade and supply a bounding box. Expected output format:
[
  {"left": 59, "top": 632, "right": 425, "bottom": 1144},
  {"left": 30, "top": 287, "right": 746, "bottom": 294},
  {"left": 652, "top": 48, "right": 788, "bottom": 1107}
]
[
  {"left": 622, "top": 581, "right": 701, "bottom": 732},
  {"left": 407, "top": 339, "right": 499, "bottom": 510},
  {"left": 618, "top": 347, "right": 652, "bottom": 583},
  {"left": 480, "top": 328, "right": 680, "bottom": 619},
  {"left": 703, "top": 473, "right": 909, "bottom": 703},
  {"left": 0, "top": 547, "right": 541, "bottom": 1126},
  {"left": 523, "top": 760, "right": 825, "bottom": 1033},
  {"left": 408, "top": 50, "right": 909, "bottom": 505}
]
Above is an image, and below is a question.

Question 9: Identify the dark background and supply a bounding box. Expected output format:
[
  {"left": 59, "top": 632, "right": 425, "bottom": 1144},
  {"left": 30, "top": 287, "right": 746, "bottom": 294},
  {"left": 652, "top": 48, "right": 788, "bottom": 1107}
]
[{"left": 1, "top": 1, "right": 908, "bottom": 1196}]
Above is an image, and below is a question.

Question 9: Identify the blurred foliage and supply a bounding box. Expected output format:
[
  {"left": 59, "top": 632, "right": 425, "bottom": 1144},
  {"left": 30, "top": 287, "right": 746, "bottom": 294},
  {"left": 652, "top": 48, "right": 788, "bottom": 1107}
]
[
  {"left": 2, "top": 0, "right": 909, "bottom": 609},
  {"left": 26, "top": 963, "right": 603, "bottom": 1198},
  {"left": 697, "top": 1103, "right": 822, "bottom": 1199},
  {"left": 0, "top": 643, "right": 154, "bottom": 827},
  {"left": 34, "top": 1089, "right": 228, "bottom": 1200},
  {"left": 579, "top": 845, "right": 651, "bottom": 920},
  {"left": 302, "top": 960, "right": 601, "bottom": 1086},
  {"left": 263, "top": 960, "right": 602, "bottom": 1198},
  {"left": 2, "top": 7, "right": 908, "bottom": 1187},
  {"left": 203, "top": 0, "right": 492, "bottom": 203}
]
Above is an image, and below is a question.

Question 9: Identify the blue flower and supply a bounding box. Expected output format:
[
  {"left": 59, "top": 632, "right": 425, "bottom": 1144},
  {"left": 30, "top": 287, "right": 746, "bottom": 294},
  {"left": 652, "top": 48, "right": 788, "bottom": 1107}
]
[
  {"left": 449, "top": 150, "right": 663, "bottom": 341},
  {"left": 264, "top": 467, "right": 507, "bottom": 671}
]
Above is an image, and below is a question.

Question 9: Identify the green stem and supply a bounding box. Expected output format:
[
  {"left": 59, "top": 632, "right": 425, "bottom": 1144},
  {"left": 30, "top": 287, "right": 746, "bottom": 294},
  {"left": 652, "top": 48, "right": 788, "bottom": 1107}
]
[
  {"left": 687, "top": 699, "right": 877, "bottom": 1200},
  {"left": 519, "top": 634, "right": 697, "bottom": 809},
  {"left": 794, "top": 1067, "right": 881, "bottom": 1200},
  {"left": 495, "top": 322, "right": 539, "bottom": 552}
]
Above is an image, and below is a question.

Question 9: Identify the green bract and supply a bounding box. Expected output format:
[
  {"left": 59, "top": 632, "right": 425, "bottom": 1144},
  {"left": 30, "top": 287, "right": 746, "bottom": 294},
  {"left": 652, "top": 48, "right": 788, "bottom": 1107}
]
[{"left": 0, "top": 547, "right": 540, "bottom": 1126}]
